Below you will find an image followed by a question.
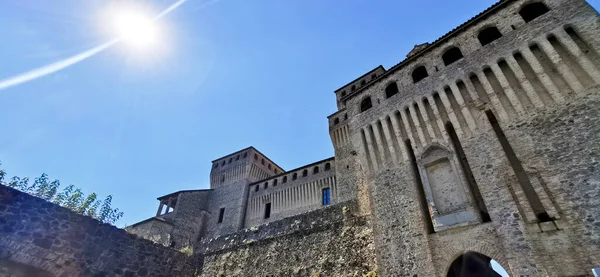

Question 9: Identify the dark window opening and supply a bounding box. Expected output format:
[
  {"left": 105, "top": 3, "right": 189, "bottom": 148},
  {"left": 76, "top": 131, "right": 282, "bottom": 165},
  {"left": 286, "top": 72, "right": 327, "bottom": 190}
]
[
  {"left": 406, "top": 139, "right": 435, "bottom": 234},
  {"left": 313, "top": 166, "right": 319, "bottom": 174},
  {"left": 264, "top": 182, "right": 268, "bottom": 189},
  {"left": 385, "top": 82, "right": 399, "bottom": 98},
  {"left": 519, "top": 2, "right": 549, "bottom": 23},
  {"left": 243, "top": 152, "right": 247, "bottom": 158},
  {"left": 268, "top": 164, "right": 271, "bottom": 169},
  {"left": 292, "top": 173, "right": 297, "bottom": 180},
  {"left": 254, "top": 154, "right": 258, "bottom": 160},
  {"left": 273, "top": 179, "right": 278, "bottom": 186},
  {"left": 446, "top": 122, "right": 491, "bottom": 222},
  {"left": 344, "top": 114, "right": 348, "bottom": 120},
  {"left": 221, "top": 161, "right": 226, "bottom": 166},
  {"left": 218, "top": 208, "right": 225, "bottom": 223},
  {"left": 322, "top": 187, "right": 331, "bottom": 205},
  {"left": 255, "top": 185, "right": 259, "bottom": 192},
  {"left": 236, "top": 155, "right": 239, "bottom": 161},
  {"left": 302, "top": 169, "right": 308, "bottom": 177},
  {"left": 283, "top": 176, "right": 288, "bottom": 183},
  {"left": 478, "top": 26, "right": 503, "bottom": 46},
  {"left": 228, "top": 158, "right": 232, "bottom": 163},
  {"left": 261, "top": 159, "right": 265, "bottom": 165},
  {"left": 324, "top": 163, "right": 331, "bottom": 171},
  {"left": 341, "top": 91, "right": 346, "bottom": 97},
  {"left": 351, "top": 85, "right": 356, "bottom": 92},
  {"left": 360, "top": 97, "right": 373, "bottom": 113},
  {"left": 443, "top": 47, "right": 464, "bottom": 66},
  {"left": 214, "top": 163, "right": 219, "bottom": 168},
  {"left": 264, "top": 203, "right": 271, "bottom": 219},
  {"left": 361, "top": 80, "right": 366, "bottom": 86},
  {"left": 371, "top": 73, "right": 377, "bottom": 80},
  {"left": 412, "top": 66, "right": 429, "bottom": 83},
  {"left": 486, "top": 110, "right": 551, "bottom": 222}
]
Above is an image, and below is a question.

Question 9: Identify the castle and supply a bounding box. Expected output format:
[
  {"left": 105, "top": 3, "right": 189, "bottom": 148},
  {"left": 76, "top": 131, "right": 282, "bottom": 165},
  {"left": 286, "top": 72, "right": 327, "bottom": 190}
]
[{"left": 2, "top": 0, "right": 600, "bottom": 276}]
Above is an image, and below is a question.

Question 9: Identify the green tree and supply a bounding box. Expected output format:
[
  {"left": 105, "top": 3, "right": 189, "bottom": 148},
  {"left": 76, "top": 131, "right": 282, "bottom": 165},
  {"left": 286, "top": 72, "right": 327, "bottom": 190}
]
[{"left": 0, "top": 163, "right": 123, "bottom": 225}]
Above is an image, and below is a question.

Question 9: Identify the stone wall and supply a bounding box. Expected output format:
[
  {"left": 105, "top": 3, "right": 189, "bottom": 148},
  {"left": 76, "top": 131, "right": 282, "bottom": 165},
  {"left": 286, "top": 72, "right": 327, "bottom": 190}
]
[
  {"left": 0, "top": 185, "right": 194, "bottom": 277},
  {"left": 196, "top": 201, "right": 376, "bottom": 277}
]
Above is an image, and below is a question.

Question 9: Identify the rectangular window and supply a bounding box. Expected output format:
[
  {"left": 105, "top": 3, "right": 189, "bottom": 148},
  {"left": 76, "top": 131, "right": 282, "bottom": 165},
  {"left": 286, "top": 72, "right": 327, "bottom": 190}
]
[
  {"left": 218, "top": 208, "right": 225, "bottom": 223},
  {"left": 264, "top": 203, "right": 271, "bottom": 219},
  {"left": 322, "top": 187, "right": 331, "bottom": 206}
]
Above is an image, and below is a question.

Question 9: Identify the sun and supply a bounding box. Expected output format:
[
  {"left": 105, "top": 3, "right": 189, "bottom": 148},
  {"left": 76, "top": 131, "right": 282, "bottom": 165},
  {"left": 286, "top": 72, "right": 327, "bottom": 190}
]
[{"left": 112, "top": 9, "right": 158, "bottom": 49}]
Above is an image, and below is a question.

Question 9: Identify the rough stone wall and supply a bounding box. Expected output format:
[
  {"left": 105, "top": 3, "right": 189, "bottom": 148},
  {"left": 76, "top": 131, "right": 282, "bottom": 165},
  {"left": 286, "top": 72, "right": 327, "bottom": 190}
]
[
  {"left": 0, "top": 185, "right": 194, "bottom": 277},
  {"left": 197, "top": 201, "right": 376, "bottom": 277},
  {"left": 126, "top": 218, "right": 174, "bottom": 246}
]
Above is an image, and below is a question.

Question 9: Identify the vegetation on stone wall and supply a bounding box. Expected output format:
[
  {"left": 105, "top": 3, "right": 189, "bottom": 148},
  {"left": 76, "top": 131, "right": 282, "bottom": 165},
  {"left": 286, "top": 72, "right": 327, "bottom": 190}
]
[{"left": 0, "top": 163, "right": 123, "bottom": 224}]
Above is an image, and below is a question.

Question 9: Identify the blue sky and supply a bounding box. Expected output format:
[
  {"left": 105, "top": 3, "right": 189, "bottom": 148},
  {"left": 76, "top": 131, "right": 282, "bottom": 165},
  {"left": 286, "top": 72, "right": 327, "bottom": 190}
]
[{"left": 0, "top": 0, "right": 598, "bottom": 228}]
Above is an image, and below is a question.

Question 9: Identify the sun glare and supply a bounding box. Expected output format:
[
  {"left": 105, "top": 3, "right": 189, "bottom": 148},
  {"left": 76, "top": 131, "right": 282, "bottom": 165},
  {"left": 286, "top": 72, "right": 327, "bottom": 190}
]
[{"left": 112, "top": 10, "right": 158, "bottom": 49}]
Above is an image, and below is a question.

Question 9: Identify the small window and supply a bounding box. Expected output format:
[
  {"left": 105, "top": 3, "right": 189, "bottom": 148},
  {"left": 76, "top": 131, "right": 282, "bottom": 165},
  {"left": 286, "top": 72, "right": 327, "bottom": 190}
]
[
  {"left": 214, "top": 163, "right": 219, "bottom": 168},
  {"left": 371, "top": 73, "right": 377, "bottom": 80},
  {"left": 283, "top": 176, "right": 288, "bottom": 183},
  {"left": 261, "top": 159, "right": 265, "bottom": 165},
  {"left": 478, "top": 26, "right": 502, "bottom": 46},
  {"left": 313, "top": 166, "right": 319, "bottom": 174},
  {"left": 322, "top": 188, "right": 331, "bottom": 205},
  {"left": 302, "top": 169, "right": 308, "bottom": 177},
  {"left": 243, "top": 152, "right": 247, "bottom": 158},
  {"left": 341, "top": 91, "right": 346, "bottom": 97},
  {"left": 412, "top": 66, "right": 429, "bottom": 83},
  {"left": 264, "top": 203, "right": 271, "bottom": 219},
  {"left": 351, "top": 85, "right": 356, "bottom": 92},
  {"left": 268, "top": 164, "right": 271, "bottom": 170},
  {"left": 221, "top": 161, "right": 226, "bottom": 166},
  {"left": 255, "top": 185, "right": 259, "bottom": 192},
  {"left": 442, "top": 47, "right": 463, "bottom": 66},
  {"left": 254, "top": 154, "right": 258, "bottom": 160},
  {"left": 361, "top": 80, "right": 366, "bottom": 86},
  {"left": 385, "top": 82, "right": 399, "bottom": 98},
  {"left": 324, "top": 163, "right": 331, "bottom": 171},
  {"left": 519, "top": 2, "right": 549, "bottom": 23},
  {"left": 360, "top": 97, "right": 372, "bottom": 113},
  {"left": 274, "top": 169, "right": 278, "bottom": 174},
  {"left": 273, "top": 179, "right": 278, "bottom": 186},
  {"left": 236, "top": 155, "right": 240, "bottom": 161},
  {"left": 292, "top": 173, "right": 297, "bottom": 180},
  {"left": 334, "top": 118, "right": 340, "bottom": 125},
  {"left": 264, "top": 182, "right": 268, "bottom": 189},
  {"left": 228, "top": 158, "right": 232, "bottom": 163},
  {"left": 218, "top": 208, "right": 225, "bottom": 223},
  {"left": 344, "top": 114, "right": 348, "bottom": 120}
]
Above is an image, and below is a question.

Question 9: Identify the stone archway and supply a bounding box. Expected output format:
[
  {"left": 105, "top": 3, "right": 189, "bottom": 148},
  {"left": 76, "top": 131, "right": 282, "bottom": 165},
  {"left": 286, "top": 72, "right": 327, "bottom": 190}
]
[
  {"left": 0, "top": 259, "right": 55, "bottom": 277},
  {"left": 446, "top": 251, "right": 509, "bottom": 277}
]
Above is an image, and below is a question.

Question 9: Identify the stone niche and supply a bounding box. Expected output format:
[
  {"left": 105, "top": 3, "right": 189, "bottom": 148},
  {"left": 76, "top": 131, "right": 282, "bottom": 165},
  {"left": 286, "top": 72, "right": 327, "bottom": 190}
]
[{"left": 417, "top": 145, "right": 479, "bottom": 232}]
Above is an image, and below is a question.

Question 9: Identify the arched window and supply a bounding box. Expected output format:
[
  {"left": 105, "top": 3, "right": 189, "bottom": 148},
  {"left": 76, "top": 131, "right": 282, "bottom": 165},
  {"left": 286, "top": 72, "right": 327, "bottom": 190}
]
[
  {"left": 261, "top": 159, "right": 265, "bottom": 165},
  {"left": 351, "top": 85, "right": 356, "bottom": 92},
  {"left": 283, "top": 176, "right": 288, "bottom": 183},
  {"left": 292, "top": 173, "right": 297, "bottom": 180},
  {"left": 361, "top": 80, "right": 366, "bottom": 86},
  {"left": 264, "top": 182, "right": 268, "bottom": 189},
  {"left": 341, "top": 91, "right": 346, "bottom": 97},
  {"left": 334, "top": 118, "right": 340, "bottom": 125},
  {"left": 412, "top": 66, "right": 428, "bottom": 83},
  {"left": 385, "top": 82, "right": 399, "bottom": 98},
  {"left": 324, "top": 163, "right": 331, "bottom": 171},
  {"left": 478, "top": 26, "right": 502, "bottom": 46},
  {"left": 519, "top": 2, "right": 549, "bottom": 23},
  {"left": 273, "top": 179, "right": 278, "bottom": 186},
  {"left": 313, "top": 166, "right": 319, "bottom": 174},
  {"left": 442, "top": 47, "right": 464, "bottom": 66},
  {"left": 302, "top": 169, "right": 308, "bottom": 177},
  {"left": 274, "top": 169, "right": 278, "bottom": 174},
  {"left": 360, "top": 97, "right": 372, "bottom": 113}
]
